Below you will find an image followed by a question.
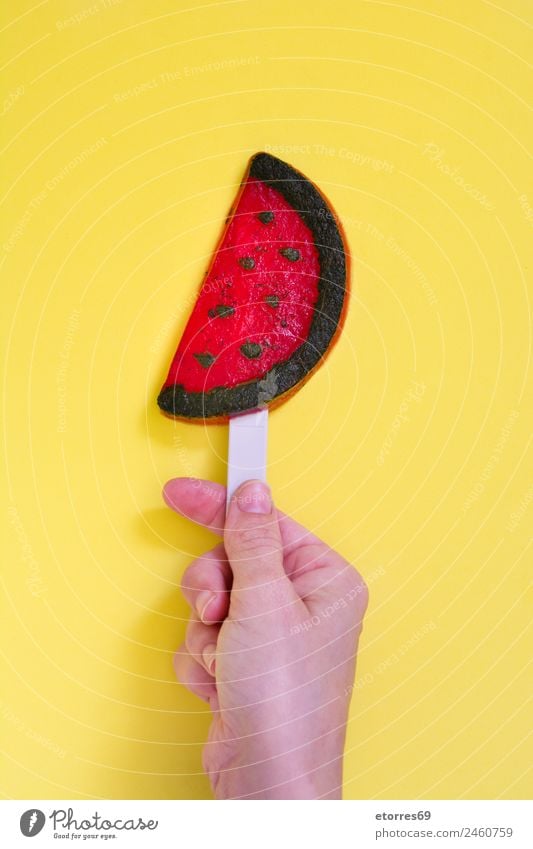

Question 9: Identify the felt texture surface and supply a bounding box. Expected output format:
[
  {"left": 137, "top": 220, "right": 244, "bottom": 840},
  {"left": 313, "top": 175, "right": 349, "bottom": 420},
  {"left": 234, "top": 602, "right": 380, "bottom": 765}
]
[{"left": 158, "top": 153, "right": 348, "bottom": 420}]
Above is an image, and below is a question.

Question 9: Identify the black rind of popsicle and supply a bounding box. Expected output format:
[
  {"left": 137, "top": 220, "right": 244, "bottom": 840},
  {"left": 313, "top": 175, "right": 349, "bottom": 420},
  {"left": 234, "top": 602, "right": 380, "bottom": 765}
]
[
  {"left": 193, "top": 352, "right": 216, "bottom": 367},
  {"left": 279, "top": 247, "right": 301, "bottom": 262}
]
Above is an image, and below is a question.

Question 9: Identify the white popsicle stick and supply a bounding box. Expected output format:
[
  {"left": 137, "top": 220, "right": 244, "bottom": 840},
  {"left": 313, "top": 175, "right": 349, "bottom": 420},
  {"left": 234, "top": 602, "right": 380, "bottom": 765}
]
[{"left": 226, "top": 409, "right": 268, "bottom": 511}]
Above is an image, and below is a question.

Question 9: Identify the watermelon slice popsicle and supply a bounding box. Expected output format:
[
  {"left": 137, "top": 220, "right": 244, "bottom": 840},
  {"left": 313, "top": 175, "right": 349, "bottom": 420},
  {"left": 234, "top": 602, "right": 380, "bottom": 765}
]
[{"left": 157, "top": 152, "right": 349, "bottom": 511}]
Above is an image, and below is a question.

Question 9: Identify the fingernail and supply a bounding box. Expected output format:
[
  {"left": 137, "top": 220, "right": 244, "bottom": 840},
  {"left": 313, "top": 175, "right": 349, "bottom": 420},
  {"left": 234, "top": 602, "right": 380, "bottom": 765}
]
[
  {"left": 234, "top": 480, "right": 271, "bottom": 514},
  {"left": 196, "top": 591, "right": 216, "bottom": 624},
  {"left": 202, "top": 643, "right": 217, "bottom": 676}
]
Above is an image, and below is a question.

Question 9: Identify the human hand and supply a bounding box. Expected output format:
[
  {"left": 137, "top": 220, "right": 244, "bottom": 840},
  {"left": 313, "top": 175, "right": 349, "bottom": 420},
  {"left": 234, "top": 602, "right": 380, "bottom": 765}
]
[{"left": 163, "top": 477, "right": 368, "bottom": 799}]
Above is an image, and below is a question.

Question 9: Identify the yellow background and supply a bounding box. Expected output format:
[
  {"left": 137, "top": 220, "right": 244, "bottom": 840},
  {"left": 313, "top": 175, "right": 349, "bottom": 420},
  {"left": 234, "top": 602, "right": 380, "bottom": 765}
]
[{"left": 1, "top": 0, "right": 531, "bottom": 800}]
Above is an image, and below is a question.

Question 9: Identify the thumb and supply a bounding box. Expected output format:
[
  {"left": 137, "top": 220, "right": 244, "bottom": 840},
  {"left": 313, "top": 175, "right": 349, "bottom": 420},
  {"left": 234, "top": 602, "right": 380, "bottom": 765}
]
[{"left": 223, "top": 480, "right": 289, "bottom": 603}]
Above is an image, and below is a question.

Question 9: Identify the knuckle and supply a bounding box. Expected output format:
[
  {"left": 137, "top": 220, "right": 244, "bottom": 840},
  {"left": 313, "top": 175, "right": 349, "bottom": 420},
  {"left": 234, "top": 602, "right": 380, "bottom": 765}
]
[
  {"left": 302, "top": 541, "right": 331, "bottom": 564},
  {"left": 323, "top": 550, "right": 353, "bottom": 584},
  {"left": 357, "top": 576, "right": 370, "bottom": 610},
  {"left": 202, "top": 744, "right": 219, "bottom": 788},
  {"left": 180, "top": 545, "right": 228, "bottom": 596},
  {"left": 239, "top": 526, "right": 273, "bottom": 549}
]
